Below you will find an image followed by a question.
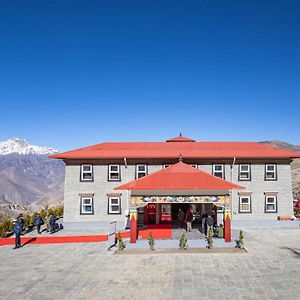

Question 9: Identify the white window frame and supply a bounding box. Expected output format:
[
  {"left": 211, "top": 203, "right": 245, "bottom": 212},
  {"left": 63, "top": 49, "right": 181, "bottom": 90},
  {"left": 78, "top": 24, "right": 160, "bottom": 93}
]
[
  {"left": 108, "top": 165, "right": 121, "bottom": 181},
  {"left": 239, "top": 164, "right": 251, "bottom": 181},
  {"left": 108, "top": 196, "right": 121, "bottom": 214},
  {"left": 80, "top": 197, "right": 93, "bottom": 215},
  {"left": 213, "top": 164, "right": 224, "bottom": 179},
  {"left": 163, "top": 164, "right": 170, "bottom": 169},
  {"left": 265, "top": 195, "right": 277, "bottom": 213},
  {"left": 239, "top": 196, "right": 251, "bottom": 213},
  {"left": 136, "top": 164, "right": 147, "bottom": 179},
  {"left": 191, "top": 164, "right": 198, "bottom": 169},
  {"left": 81, "top": 165, "right": 93, "bottom": 181},
  {"left": 265, "top": 164, "right": 277, "bottom": 181}
]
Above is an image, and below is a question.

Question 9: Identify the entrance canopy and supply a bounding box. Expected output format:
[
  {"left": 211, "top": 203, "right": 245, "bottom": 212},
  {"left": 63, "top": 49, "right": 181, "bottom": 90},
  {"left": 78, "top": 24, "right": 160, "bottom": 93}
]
[{"left": 115, "top": 162, "right": 244, "bottom": 192}]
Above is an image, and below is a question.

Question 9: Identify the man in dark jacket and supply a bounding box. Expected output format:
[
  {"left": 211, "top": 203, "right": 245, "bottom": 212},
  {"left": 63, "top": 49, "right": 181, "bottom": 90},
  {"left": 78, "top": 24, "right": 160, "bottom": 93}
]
[
  {"left": 35, "top": 213, "right": 43, "bottom": 234},
  {"left": 185, "top": 208, "right": 194, "bottom": 232},
  {"left": 13, "top": 221, "right": 22, "bottom": 249},
  {"left": 49, "top": 214, "right": 56, "bottom": 234},
  {"left": 17, "top": 214, "right": 24, "bottom": 235}
]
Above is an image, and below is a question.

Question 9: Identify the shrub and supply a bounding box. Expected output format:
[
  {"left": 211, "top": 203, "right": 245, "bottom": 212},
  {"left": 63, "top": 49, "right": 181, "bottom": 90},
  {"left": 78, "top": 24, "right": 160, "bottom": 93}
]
[
  {"left": 24, "top": 215, "right": 31, "bottom": 228},
  {"left": 206, "top": 229, "right": 213, "bottom": 249},
  {"left": 179, "top": 232, "right": 188, "bottom": 250},
  {"left": 147, "top": 232, "right": 155, "bottom": 251},
  {"left": 0, "top": 219, "right": 13, "bottom": 237},
  {"left": 54, "top": 206, "right": 64, "bottom": 218},
  {"left": 40, "top": 209, "right": 47, "bottom": 220},
  {"left": 117, "top": 231, "right": 126, "bottom": 251},
  {"left": 235, "top": 229, "right": 244, "bottom": 249}
]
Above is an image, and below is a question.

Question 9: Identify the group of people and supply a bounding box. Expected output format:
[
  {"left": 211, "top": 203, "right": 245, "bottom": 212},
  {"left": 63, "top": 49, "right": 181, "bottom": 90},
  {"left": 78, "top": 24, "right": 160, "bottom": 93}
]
[
  {"left": 12, "top": 212, "right": 58, "bottom": 250},
  {"left": 177, "top": 207, "right": 216, "bottom": 235}
]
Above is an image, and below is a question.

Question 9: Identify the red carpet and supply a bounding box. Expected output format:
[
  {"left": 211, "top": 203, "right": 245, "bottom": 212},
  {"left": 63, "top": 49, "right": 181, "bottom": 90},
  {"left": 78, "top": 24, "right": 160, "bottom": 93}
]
[{"left": 0, "top": 224, "right": 172, "bottom": 247}]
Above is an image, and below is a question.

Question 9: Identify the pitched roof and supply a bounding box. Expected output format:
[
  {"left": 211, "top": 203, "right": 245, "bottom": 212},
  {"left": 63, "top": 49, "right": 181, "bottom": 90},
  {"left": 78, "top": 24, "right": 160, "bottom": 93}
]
[
  {"left": 114, "top": 162, "right": 244, "bottom": 191},
  {"left": 50, "top": 137, "right": 300, "bottom": 159}
]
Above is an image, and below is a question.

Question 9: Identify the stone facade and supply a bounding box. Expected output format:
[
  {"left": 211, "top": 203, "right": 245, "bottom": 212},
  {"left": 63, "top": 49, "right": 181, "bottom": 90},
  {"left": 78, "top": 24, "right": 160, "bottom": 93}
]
[{"left": 63, "top": 160, "right": 294, "bottom": 226}]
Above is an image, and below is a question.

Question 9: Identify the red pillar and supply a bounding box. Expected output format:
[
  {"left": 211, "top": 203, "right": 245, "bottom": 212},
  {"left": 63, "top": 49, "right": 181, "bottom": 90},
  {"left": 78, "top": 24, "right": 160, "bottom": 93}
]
[
  {"left": 130, "top": 210, "right": 138, "bottom": 243},
  {"left": 224, "top": 210, "right": 231, "bottom": 242}
]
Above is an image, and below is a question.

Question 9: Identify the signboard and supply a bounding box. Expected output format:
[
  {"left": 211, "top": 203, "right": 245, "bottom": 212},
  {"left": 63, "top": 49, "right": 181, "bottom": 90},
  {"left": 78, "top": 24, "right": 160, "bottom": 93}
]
[
  {"left": 107, "top": 221, "right": 116, "bottom": 250},
  {"left": 131, "top": 195, "right": 229, "bottom": 207}
]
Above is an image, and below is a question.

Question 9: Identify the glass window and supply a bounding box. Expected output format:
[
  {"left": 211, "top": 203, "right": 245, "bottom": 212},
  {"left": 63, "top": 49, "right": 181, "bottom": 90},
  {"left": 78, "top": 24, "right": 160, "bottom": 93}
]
[
  {"left": 239, "top": 164, "right": 251, "bottom": 180},
  {"left": 108, "top": 165, "right": 121, "bottom": 181},
  {"left": 239, "top": 196, "right": 251, "bottom": 213},
  {"left": 80, "top": 197, "right": 93, "bottom": 214},
  {"left": 265, "top": 196, "right": 277, "bottom": 212},
  {"left": 213, "top": 164, "right": 224, "bottom": 179},
  {"left": 265, "top": 164, "right": 277, "bottom": 180},
  {"left": 136, "top": 164, "right": 147, "bottom": 179},
  {"left": 108, "top": 197, "right": 121, "bottom": 214},
  {"left": 81, "top": 165, "right": 93, "bottom": 181}
]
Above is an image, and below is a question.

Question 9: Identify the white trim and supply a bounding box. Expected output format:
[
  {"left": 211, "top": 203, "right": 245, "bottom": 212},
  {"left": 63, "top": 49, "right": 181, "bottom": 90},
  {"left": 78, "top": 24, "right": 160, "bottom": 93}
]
[
  {"left": 162, "top": 164, "right": 170, "bottom": 169},
  {"left": 136, "top": 164, "right": 147, "bottom": 179},
  {"left": 265, "top": 195, "right": 277, "bottom": 212},
  {"left": 239, "top": 195, "right": 251, "bottom": 213},
  {"left": 108, "top": 196, "right": 121, "bottom": 214},
  {"left": 109, "top": 164, "right": 120, "bottom": 181},
  {"left": 239, "top": 164, "right": 250, "bottom": 180},
  {"left": 81, "top": 197, "right": 93, "bottom": 214},
  {"left": 213, "top": 164, "right": 224, "bottom": 179},
  {"left": 81, "top": 165, "right": 93, "bottom": 181},
  {"left": 265, "top": 164, "right": 276, "bottom": 180}
]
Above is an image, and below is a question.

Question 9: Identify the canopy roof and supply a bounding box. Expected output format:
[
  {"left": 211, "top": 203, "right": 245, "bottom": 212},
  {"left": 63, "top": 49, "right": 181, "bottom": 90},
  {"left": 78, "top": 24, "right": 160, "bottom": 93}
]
[
  {"left": 50, "top": 136, "right": 300, "bottom": 160},
  {"left": 115, "top": 162, "right": 245, "bottom": 191}
]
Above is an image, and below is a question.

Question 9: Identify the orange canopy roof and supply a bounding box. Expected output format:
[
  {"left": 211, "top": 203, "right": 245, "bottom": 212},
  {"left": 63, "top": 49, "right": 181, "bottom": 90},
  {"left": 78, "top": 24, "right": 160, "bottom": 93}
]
[
  {"left": 115, "top": 162, "right": 245, "bottom": 191},
  {"left": 50, "top": 137, "right": 300, "bottom": 160}
]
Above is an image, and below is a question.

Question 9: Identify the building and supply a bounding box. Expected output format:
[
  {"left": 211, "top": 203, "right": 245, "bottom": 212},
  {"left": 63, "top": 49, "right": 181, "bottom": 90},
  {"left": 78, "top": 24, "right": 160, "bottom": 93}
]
[{"left": 50, "top": 135, "right": 300, "bottom": 241}]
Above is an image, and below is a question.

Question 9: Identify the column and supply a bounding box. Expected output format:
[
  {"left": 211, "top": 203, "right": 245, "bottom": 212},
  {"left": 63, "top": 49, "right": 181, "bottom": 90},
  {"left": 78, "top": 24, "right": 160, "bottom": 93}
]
[
  {"left": 130, "top": 208, "right": 138, "bottom": 243},
  {"left": 223, "top": 209, "right": 231, "bottom": 242}
]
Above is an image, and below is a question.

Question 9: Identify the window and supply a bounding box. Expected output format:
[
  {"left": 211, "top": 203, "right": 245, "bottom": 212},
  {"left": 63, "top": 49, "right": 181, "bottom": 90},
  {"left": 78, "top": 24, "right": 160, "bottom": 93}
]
[
  {"left": 80, "top": 197, "right": 94, "bottom": 215},
  {"left": 163, "top": 164, "right": 170, "bottom": 169},
  {"left": 108, "top": 197, "right": 121, "bottom": 214},
  {"left": 108, "top": 165, "right": 121, "bottom": 181},
  {"left": 265, "top": 164, "right": 277, "bottom": 181},
  {"left": 136, "top": 164, "right": 147, "bottom": 179},
  {"left": 191, "top": 164, "right": 198, "bottom": 169},
  {"left": 213, "top": 164, "right": 224, "bottom": 179},
  {"left": 239, "top": 164, "right": 251, "bottom": 181},
  {"left": 239, "top": 196, "right": 251, "bottom": 213},
  {"left": 265, "top": 195, "right": 277, "bottom": 213},
  {"left": 81, "top": 165, "right": 93, "bottom": 181}
]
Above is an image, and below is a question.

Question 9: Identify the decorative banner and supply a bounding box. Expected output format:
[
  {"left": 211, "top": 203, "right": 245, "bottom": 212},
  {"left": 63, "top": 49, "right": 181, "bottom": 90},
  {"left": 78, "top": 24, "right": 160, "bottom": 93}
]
[{"left": 131, "top": 195, "right": 230, "bottom": 207}]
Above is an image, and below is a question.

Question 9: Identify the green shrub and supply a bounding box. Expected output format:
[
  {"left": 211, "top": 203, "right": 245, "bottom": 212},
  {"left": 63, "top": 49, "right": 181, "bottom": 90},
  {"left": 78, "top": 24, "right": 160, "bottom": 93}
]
[
  {"left": 206, "top": 229, "right": 213, "bottom": 249},
  {"left": 40, "top": 209, "right": 47, "bottom": 220},
  {"left": 54, "top": 206, "right": 64, "bottom": 218},
  {"left": 147, "top": 232, "right": 155, "bottom": 251},
  {"left": 179, "top": 232, "right": 188, "bottom": 250},
  {"left": 117, "top": 231, "right": 126, "bottom": 251},
  {"left": 235, "top": 229, "right": 244, "bottom": 249}
]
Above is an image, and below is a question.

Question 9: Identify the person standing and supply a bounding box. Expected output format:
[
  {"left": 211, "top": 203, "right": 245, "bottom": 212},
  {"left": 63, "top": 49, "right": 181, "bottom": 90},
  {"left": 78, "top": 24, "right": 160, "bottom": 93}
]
[
  {"left": 185, "top": 208, "right": 193, "bottom": 232},
  {"left": 17, "top": 213, "right": 24, "bottom": 235},
  {"left": 35, "top": 213, "right": 43, "bottom": 234},
  {"left": 13, "top": 220, "right": 22, "bottom": 249},
  {"left": 49, "top": 214, "right": 55, "bottom": 234},
  {"left": 207, "top": 214, "right": 214, "bottom": 234},
  {"left": 178, "top": 208, "right": 185, "bottom": 229},
  {"left": 201, "top": 210, "right": 208, "bottom": 234}
]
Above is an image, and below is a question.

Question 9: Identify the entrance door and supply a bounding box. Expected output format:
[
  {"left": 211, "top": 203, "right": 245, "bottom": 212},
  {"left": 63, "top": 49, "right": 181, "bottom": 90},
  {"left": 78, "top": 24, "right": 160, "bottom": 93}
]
[{"left": 171, "top": 204, "right": 189, "bottom": 226}]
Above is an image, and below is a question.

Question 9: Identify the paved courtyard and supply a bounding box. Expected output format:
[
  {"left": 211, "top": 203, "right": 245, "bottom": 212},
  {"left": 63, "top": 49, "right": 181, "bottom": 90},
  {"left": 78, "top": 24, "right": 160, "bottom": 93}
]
[{"left": 0, "top": 226, "right": 299, "bottom": 300}]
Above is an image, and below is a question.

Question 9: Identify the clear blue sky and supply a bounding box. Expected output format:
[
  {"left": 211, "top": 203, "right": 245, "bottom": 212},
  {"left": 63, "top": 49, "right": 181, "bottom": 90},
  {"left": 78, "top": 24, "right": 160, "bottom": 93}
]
[{"left": 0, "top": 0, "right": 299, "bottom": 151}]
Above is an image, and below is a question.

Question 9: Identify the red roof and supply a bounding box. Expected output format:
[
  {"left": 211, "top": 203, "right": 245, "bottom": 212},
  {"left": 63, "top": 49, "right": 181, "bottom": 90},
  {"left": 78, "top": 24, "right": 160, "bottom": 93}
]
[
  {"left": 115, "top": 162, "right": 244, "bottom": 191},
  {"left": 50, "top": 137, "right": 300, "bottom": 159}
]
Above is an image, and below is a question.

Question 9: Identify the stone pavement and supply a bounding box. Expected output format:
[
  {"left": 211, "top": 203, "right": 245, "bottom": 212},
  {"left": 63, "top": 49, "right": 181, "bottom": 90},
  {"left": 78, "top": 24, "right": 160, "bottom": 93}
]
[{"left": 0, "top": 226, "right": 299, "bottom": 300}]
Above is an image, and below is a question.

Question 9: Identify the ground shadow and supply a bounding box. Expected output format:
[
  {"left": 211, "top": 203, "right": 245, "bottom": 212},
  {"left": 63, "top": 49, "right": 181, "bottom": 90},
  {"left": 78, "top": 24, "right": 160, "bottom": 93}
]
[
  {"left": 281, "top": 247, "right": 300, "bottom": 258},
  {"left": 22, "top": 237, "right": 37, "bottom": 246}
]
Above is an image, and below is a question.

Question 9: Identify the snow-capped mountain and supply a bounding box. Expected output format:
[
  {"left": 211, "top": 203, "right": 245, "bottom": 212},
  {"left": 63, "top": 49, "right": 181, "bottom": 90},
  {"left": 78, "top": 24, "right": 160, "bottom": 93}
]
[{"left": 0, "top": 137, "right": 59, "bottom": 155}]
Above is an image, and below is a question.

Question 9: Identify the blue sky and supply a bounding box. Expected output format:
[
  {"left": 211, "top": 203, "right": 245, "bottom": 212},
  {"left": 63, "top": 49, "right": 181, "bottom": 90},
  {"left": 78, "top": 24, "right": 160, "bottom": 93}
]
[{"left": 0, "top": 0, "right": 299, "bottom": 151}]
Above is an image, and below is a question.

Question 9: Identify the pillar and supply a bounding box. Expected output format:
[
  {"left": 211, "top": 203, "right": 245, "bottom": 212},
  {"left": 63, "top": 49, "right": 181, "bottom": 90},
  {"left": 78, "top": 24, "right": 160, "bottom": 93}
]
[
  {"left": 130, "top": 208, "right": 138, "bottom": 243},
  {"left": 223, "top": 209, "right": 231, "bottom": 242}
]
